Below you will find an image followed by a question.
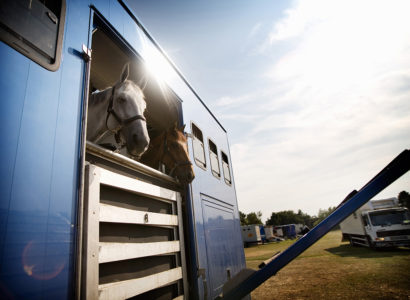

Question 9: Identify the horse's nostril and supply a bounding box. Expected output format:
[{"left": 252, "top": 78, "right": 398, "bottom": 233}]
[{"left": 133, "top": 134, "right": 149, "bottom": 148}]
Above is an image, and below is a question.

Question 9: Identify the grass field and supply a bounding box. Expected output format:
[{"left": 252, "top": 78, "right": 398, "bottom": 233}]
[{"left": 245, "top": 230, "right": 410, "bottom": 300}]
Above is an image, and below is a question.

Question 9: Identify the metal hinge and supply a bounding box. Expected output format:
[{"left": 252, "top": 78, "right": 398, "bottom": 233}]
[
  {"left": 82, "top": 44, "right": 92, "bottom": 62},
  {"left": 198, "top": 268, "right": 208, "bottom": 300}
]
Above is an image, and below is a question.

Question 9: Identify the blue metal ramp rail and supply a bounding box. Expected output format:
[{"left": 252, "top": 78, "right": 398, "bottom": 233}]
[{"left": 220, "top": 149, "right": 410, "bottom": 300}]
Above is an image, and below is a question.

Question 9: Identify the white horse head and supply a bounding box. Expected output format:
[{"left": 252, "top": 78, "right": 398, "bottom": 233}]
[{"left": 87, "top": 64, "right": 150, "bottom": 159}]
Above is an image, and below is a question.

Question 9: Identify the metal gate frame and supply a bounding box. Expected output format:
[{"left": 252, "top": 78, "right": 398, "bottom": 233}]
[{"left": 82, "top": 160, "right": 188, "bottom": 299}]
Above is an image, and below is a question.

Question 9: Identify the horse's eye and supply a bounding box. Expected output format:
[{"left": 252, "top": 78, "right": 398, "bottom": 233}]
[{"left": 118, "top": 97, "right": 126, "bottom": 103}]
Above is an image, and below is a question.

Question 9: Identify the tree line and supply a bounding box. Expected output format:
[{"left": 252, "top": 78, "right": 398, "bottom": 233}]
[
  {"left": 240, "top": 190, "right": 410, "bottom": 227},
  {"left": 240, "top": 207, "right": 336, "bottom": 228}
]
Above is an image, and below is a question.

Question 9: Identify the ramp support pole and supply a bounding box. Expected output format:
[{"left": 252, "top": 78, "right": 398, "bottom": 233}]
[{"left": 220, "top": 149, "right": 410, "bottom": 300}]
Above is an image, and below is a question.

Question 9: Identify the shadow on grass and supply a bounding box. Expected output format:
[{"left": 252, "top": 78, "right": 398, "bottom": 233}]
[{"left": 325, "top": 243, "right": 410, "bottom": 258}]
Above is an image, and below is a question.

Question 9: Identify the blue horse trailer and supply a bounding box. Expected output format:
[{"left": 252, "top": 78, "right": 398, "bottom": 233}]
[
  {"left": 3, "top": 2, "right": 408, "bottom": 300},
  {"left": 0, "top": 1, "right": 246, "bottom": 299}
]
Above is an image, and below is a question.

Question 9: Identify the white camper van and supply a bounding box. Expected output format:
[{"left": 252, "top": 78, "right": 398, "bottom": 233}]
[{"left": 241, "top": 225, "right": 262, "bottom": 247}]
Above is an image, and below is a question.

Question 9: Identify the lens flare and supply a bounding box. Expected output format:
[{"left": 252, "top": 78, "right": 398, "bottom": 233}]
[{"left": 22, "top": 241, "right": 65, "bottom": 281}]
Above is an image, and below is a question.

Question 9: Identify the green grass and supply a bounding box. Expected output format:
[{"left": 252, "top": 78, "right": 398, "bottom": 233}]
[{"left": 245, "top": 230, "right": 410, "bottom": 300}]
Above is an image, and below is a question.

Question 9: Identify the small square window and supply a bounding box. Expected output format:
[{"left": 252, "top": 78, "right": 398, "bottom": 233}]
[
  {"left": 208, "top": 139, "right": 220, "bottom": 178},
  {"left": 0, "top": 0, "right": 66, "bottom": 71},
  {"left": 191, "top": 123, "right": 206, "bottom": 169},
  {"left": 221, "top": 151, "right": 232, "bottom": 185}
]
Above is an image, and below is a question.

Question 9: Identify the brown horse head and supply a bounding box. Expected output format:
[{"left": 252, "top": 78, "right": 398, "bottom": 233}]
[{"left": 141, "top": 123, "right": 195, "bottom": 184}]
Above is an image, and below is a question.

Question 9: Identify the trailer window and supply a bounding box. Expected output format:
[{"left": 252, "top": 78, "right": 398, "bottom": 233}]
[
  {"left": 191, "top": 123, "right": 206, "bottom": 169},
  {"left": 221, "top": 151, "right": 232, "bottom": 185},
  {"left": 208, "top": 139, "right": 220, "bottom": 178},
  {"left": 0, "top": 0, "right": 66, "bottom": 71}
]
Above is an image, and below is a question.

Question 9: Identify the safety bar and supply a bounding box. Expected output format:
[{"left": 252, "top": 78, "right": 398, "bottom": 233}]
[
  {"left": 220, "top": 149, "right": 410, "bottom": 300},
  {"left": 86, "top": 141, "right": 179, "bottom": 185}
]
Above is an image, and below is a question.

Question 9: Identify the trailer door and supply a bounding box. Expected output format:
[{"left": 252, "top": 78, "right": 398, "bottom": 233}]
[{"left": 182, "top": 103, "right": 246, "bottom": 299}]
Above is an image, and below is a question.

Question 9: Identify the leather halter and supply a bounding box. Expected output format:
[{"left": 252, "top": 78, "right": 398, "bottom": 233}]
[
  {"left": 159, "top": 132, "right": 192, "bottom": 177},
  {"left": 106, "top": 85, "right": 146, "bottom": 144}
]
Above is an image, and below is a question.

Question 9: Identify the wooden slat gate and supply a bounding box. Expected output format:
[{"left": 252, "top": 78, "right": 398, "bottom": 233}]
[{"left": 82, "top": 163, "right": 188, "bottom": 300}]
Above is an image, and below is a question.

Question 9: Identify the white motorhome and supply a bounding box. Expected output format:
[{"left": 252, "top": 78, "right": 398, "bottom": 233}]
[
  {"left": 264, "top": 226, "right": 275, "bottom": 240},
  {"left": 340, "top": 198, "right": 410, "bottom": 248},
  {"left": 241, "top": 225, "right": 262, "bottom": 247},
  {"left": 274, "top": 226, "right": 284, "bottom": 237}
]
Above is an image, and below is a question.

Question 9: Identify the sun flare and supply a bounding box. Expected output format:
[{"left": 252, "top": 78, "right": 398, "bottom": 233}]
[{"left": 140, "top": 37, "right": 177, "bottom": 86}]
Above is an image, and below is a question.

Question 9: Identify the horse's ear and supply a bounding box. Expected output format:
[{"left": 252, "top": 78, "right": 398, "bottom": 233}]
[
  {"left": 169, "top": 122, "right": 178, "bottom": 137},
  {"left": 137, "top": 75, "right": 148, "bottom": 91},
  {"left": 120, "top": 63, "right": 130, "bottom": 83}
]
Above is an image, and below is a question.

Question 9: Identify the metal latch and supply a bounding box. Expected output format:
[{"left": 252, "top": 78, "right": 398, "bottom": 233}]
[{"left": 46, "top": 11, "right": 58, "bottom": 24}]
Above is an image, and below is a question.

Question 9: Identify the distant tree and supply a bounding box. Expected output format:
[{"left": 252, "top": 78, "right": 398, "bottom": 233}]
[
  {"left": 239, "top": 211, "right": 247, "bottom": 225},
  {"left": 398, "top": 190, "right": 410, "bottom": 210},
  {"left": 297, "top": 209, "right": 315, "bottom": 228},
  {"left": 266, "top": 211, "right": 280, "bottom": 226},
  {"left": 313, "top": 206, "right": 337, "bottom": 227},
  {"left": 265, "top": 207, "right": 341, "bottom": 229},
  {"left": 266, "top": 210, "right": 307, "bottom": 226},
  {"left": 239, "top": 211, "right": 263, "bottom": 225},
  {"left": 246, "top": 211, "right": 263, "bottom": 225}
]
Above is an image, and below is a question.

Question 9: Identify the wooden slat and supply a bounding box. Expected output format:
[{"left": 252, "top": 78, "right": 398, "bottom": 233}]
[
  {"left": 99, "top": 241, "right": 180, "bottom": 263},
  {"left": 98, "top": 267, "right": 182, "bottom": 300},
  {"left": 99, "top": 203, "right": 178, "bottom": 226},
  {"left": 98, "top": 167, "right": 177, "bottom": 201}
]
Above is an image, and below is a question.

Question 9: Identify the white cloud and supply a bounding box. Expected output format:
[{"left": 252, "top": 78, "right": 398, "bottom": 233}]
[
  {"left": 267, "top": 0, "right": 410, "bottom": 82},
  {"left": 229, "top": 0, "right": 410, "bottom": 220},
  {"left": 268, "top": 1, "right": 318, "bottom": 42},
  {"left": 249, "top": 22, "right": 263, "bottom": 38},
  {"left": 214, "top": 94, "right": 255, "bottom": 108}
]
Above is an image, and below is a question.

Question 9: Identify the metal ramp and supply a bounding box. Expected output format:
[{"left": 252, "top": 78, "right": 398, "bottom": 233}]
[
  {"left": 219, "top": 149, "right": 410, "bottom": 300},
  {"left": 81, "top": 143, "right": 188, "bottom": 300}
]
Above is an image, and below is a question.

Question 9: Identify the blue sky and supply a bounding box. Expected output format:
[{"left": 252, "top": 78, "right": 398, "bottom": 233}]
[{"left": 127, "top": 0, "right": 410, "bottom": 221}]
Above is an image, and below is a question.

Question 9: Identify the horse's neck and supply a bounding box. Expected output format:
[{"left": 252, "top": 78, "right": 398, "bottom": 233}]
[
  {"left": 140, "top": 134, "right": 165, "bottom": 169},
  {"left": 87, "top": 88, "right": 112, "bottom": 142}
]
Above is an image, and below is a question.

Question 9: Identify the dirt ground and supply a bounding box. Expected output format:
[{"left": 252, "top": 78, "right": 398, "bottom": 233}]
[{"left": 245, "top": 231, "right": 410, "bottom": 300}]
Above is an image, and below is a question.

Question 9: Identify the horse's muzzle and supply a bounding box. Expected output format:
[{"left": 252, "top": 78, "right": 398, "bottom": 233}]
[
  {"left": 127, "top": 134, "right": 150, "bottom": 157},
  {"left": 178, "top": 168, "right": 195, "bottom": 184}
]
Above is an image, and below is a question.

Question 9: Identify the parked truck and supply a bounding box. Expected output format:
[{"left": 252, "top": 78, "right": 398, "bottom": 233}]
[{"left": 340, "top": 197, "right": 410, "bottom": 248}]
